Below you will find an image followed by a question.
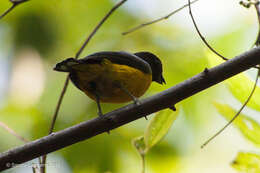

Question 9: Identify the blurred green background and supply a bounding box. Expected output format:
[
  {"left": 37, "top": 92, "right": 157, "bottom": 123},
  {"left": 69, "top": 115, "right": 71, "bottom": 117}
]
[{"left": 0, "top": 0, "right": 259, "bottom": 173}]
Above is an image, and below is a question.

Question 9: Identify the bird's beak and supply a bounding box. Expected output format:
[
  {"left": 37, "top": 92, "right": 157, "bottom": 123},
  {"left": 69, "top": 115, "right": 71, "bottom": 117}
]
[
  {"left": 53, "top": 63, "right": 70, "bottom": 72},
  {"left": 53, "top": 65, "right": 59, "bottom": 71}
]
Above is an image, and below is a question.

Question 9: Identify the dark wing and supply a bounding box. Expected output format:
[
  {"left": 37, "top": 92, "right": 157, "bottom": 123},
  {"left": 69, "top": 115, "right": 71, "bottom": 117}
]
[
  {"left": 69, "top": 71, "right": 82, "bottom": 90},
  {"left": 78, "top": 51, "right": 152, "bottom": 74}
]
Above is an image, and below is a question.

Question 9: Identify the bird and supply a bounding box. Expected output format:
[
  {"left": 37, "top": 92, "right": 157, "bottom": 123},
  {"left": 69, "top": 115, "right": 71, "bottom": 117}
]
[{"left": 54, "top": 51, "right": 165, "bottom": 117}]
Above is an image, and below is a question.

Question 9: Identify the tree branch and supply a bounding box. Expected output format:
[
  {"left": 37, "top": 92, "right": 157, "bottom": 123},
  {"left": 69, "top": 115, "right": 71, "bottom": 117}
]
[
  {"left": 1, "top": 47, "right": 260, "bottom": 171},
  {"left": 0, "top": 0, "right": 29, "bottom": 20}
]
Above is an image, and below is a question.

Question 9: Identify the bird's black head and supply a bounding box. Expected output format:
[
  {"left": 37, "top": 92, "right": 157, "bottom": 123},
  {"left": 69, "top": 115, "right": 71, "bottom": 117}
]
[
  {"left": 134, "top": 52, "right": 165, "bottom": 84},
  {"left": 53, "top": 58, "right": 78, "bottom": 72}
]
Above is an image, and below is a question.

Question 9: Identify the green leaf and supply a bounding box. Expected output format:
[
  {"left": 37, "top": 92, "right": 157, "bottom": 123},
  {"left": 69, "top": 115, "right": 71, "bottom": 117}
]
[
  {"left": 144, "top": 108, "right": 179, "bottom": 150},
  {"left": 214, "top": 102, "right": 260, "bottom": 146},
  {"left": 206, "top": 50, "right": 260, "bottom": 112},
  {"left": 232, "top": 152, "right": 260, "bottom": 173},
  {"left": 132, "top": 136, "right": 146, "bottom": 156},
  {"left": 226, "top": 73, "right": 260, "bottom": 112}
]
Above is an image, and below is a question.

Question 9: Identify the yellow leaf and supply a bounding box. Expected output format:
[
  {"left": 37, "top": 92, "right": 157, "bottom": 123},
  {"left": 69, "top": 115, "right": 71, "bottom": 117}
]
[
  {"left": 232, "top": 152, "right": 260, "bottom": 173},
  {"left": 214, "top": 102, "right": 260, "bottom": 146}
]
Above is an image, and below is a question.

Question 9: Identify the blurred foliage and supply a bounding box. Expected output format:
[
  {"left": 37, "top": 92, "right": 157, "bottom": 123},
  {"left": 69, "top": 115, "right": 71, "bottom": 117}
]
[
  {"left": 232, "top": 152, "right": 260, "bottom": 173},
  {"left": 0, "top": 0, "right": 259, "bottom": 173},
  {"left": 13, "top": 11, "right": 58, "bottom": 56},
  {"left": 208, "top": 50, "right": 260, "bottom": 112},
  {"left": 226, "top": 73, "right": 260, "bottom": 112},
  {"left": 214, "top": 102, "right": 260, "bottom": 146},
  {"left": 208, "top": 42, "right": 260, "bottom": 172}
]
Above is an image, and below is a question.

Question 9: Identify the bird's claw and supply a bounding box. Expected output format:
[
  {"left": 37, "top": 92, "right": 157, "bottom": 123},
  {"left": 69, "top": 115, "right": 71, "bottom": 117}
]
[{"left": 133, "top": 98, "right": 141, "bottom": 105}]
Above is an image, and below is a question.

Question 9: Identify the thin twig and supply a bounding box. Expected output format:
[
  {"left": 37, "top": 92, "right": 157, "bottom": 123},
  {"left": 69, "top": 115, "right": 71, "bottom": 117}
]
[
  {"left": 1, "top": 46, "right": 260, "bottom": 171},
  {"left": 187, "top": 0, "right": 228, "bottom": 61},
  {"left": 253, "top": 1, "right": 260, "bottom": 46},
  {"left": 122, "top": 0, "right": 199, "bottom": 35},
  {"left": 0, "top": 121, "right": 42, "bottom": 171},
  {"left": 201, "top": 0, "right": 260, "bottom": 148},
  {"left": 0, "top": 0, "right": 29, "bottom": 20},
  {"left": 41, "top": 0, "right": 128, "bottom": 172},
  {"left": 47, "top": 77, "right": 70, "bottom": 135},
  {"left": 201, "top": 69, "right": 260, "bottom": 148},
  {"left": 75, "top": 0, "right": 128, "bottom": 59},
  {"left": 0, "top": 4, "right": 16, "bottom": 20},
  {"left": 40, "top": 77, "right": 69, "bottom": 173},
  {"left": 32, "top": 167, "right": 37, "bottom": 173},
  {"left": 0, "top": 121, "right": 29, "bottom": 143}
]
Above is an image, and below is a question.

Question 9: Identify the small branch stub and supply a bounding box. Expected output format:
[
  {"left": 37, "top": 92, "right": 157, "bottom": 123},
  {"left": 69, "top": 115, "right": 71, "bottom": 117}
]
[{"left": 169, "top": 105, "right": 177, "bottom": 111}]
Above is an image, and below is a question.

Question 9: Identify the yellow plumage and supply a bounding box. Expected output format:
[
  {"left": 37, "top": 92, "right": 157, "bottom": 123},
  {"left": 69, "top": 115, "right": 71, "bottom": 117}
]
[{"left": 73, "top": 59, "right": 152, "bottom": 103}]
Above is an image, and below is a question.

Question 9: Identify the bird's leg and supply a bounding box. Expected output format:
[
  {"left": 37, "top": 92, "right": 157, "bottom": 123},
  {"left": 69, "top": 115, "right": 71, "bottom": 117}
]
[
  {"left": 116, "top": 82, "right": 140, "bottom": 105},
  {"left": 116, "top": 82, "right": 148, "bottom": 120},
  {"left": 93, "top": 91, "right": 111, "bottom": 134},
  {"left": 89, "top": 82, "right": 103, "bottom": 117},
  {"left": 94, "top": 92, "right": 103, "bottom": 117}
]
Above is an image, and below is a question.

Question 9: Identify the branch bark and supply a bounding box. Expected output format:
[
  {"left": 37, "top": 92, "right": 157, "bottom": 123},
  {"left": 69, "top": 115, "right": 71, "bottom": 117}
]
[{"left": 1, "top": 47, "right": 260, "bottom": 171}]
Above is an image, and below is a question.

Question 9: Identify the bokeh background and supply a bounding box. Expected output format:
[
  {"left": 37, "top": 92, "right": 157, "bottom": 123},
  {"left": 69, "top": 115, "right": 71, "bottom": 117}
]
[{"left": 0, "top": 0, "right": 259, "bottom": 173}]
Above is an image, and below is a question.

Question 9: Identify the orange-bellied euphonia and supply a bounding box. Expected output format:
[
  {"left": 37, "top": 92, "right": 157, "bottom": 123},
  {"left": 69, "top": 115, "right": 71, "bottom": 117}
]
[{"left": 53, "top": 51, "right": 165, "bottom": 116}]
